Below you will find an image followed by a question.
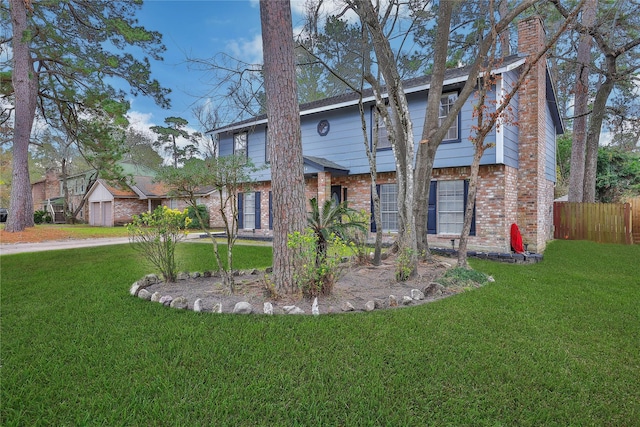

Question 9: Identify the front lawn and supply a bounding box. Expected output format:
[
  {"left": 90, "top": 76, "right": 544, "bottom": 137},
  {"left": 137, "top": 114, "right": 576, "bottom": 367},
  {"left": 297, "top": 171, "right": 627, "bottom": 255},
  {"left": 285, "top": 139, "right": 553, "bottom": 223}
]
[
  {"left": 0, "top": 224, "right": 130, "bottom": 244},
  {"left": 1, "top": 241, "right": 638, "bottom": 425}
]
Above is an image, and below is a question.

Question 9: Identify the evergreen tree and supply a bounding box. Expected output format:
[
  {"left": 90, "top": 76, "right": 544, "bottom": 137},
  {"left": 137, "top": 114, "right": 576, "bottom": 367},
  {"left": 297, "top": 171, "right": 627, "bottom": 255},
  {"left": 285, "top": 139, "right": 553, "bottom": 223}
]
[{"left": 3, "top": 0, "right": 169, "bottom": 231}]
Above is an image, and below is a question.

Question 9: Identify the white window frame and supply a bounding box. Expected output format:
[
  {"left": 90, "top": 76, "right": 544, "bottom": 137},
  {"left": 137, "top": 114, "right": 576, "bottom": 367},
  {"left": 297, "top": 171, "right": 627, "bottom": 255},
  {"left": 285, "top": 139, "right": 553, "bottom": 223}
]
[
  {"left": 437, "top": 180, "right": 465, "bottom": 234},
  {"left": 380, "top": 183, "right": 398, "bottom": 232},
  {"left": 233, "top": 131, "right": 248, "bottom": 160},
  {"left": 243, "top": 192, "right": 256, "bottom": 230},
  {"left": 439, "top": 92, "right": 459, "bottom": 142}
]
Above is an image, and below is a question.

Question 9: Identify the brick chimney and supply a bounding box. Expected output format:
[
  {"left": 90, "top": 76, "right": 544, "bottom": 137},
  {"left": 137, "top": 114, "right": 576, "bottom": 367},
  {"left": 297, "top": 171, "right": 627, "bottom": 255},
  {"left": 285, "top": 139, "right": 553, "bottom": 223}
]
[{"left": 516, "top": 16, "right": 554, "bottom": 253}]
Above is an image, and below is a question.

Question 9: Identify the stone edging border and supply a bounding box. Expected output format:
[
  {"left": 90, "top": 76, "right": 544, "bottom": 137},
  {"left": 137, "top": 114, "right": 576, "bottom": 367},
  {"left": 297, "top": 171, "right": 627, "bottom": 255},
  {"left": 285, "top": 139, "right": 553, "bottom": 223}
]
[{"left": 128, "top": 269, "right": 459, "bottom": 316}]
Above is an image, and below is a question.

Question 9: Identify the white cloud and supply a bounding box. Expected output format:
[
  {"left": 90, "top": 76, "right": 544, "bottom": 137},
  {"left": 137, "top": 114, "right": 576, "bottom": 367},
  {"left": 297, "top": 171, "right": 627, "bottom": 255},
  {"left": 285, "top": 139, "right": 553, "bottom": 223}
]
[
  {"left": 227, "top": 34, "right": 264, "bottom": 65},
  {"left": 126, "top": 110, "right": 156, "bottom": 137}
]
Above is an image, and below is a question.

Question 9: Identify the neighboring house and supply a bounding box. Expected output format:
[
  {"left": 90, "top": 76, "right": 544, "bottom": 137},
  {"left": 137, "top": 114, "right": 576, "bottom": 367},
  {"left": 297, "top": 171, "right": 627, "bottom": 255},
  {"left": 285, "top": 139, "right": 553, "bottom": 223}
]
[
  {"left": 32, "top": 168, "right": 95, "bottom": 223},
  {"left": 31, "top": 162, "right": 161, "bottom": 225},
  {"left": 208, "top": 17, "right": 561, "bottom": 253},
  {"left": 86, "top": 175, "right": 217, "bottom": 227}
]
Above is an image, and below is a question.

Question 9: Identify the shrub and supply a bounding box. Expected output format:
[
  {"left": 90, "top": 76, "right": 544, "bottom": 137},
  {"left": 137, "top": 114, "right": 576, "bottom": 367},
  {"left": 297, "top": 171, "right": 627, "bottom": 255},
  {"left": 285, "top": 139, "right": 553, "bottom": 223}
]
[
  {"left": 34, "top": 210, "right": 52, "bottom": 224},
  {"left": 439, "top": 267, "right": 489, "bottom": 290},
  {"left": 127, "top": 206, "right": 190, "bottom": 282},
  {"left": 185, "top": 204, "right": 210, "bottom": 229},
  {"left": 287, "top": 229, "right": 349, "bottom": 298},
  {"left": 395, "top": 247, "right": 416, "bottom": 282}
]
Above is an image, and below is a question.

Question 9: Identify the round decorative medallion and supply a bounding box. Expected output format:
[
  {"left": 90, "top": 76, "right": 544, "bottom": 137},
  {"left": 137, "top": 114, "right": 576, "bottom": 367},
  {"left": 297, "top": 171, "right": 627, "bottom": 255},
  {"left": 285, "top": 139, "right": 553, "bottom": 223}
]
[{"left": 317, "top": 119, "right": 330, "bottom": 136}]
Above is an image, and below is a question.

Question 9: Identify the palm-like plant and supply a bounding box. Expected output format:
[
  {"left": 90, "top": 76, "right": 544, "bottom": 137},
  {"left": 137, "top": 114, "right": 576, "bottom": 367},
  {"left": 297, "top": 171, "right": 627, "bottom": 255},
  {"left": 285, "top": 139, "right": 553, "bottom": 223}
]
[{"left": 307, "top": 197, "right": 366, "bottom": 265}]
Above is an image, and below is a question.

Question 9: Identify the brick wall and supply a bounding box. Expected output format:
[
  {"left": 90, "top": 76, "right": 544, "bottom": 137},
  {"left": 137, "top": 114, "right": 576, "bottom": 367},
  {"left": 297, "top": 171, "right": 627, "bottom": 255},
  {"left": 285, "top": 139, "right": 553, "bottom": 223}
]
[
  {"left": 516, "top": 15, "right": 554, "bottom": 252},
  {"left": 114, "top": 199, "right": 148, "bottom": 225}
]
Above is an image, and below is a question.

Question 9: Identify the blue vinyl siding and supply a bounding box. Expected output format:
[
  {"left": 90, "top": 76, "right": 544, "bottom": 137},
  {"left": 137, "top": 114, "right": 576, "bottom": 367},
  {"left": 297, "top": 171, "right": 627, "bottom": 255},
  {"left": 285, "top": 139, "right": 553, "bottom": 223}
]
[
  {"left": 545, "top": 105, "right": 557, "bottom": 182},
  {"left": 502, "top": 70, "right": 520, "bottom": 168},
  {"left": 216, "top": 77, "right": 533, "bottom": 181}
]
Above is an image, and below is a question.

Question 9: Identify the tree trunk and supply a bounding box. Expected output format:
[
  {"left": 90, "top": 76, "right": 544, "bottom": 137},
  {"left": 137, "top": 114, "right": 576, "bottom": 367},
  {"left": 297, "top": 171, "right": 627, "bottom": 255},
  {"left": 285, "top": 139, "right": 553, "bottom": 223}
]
[
  {"left": 457, "top": 146, "right": 484, "bottom": 269},
  {"left": 583, "top": 72, "right": 614, "bottom": 202},
  {"left": 355, "top": 0, "right": 418, "bottom": 276},
  {"left": 260, "top": 0, "right": 307, "bottom": 293},
  {"left": 568, "top": 0, "right": 597, "bottom": 202},
  {"left": 6, "top": 0, "right": 37, "bottom": 232},
  {"left": 499, "top": 0, "right": 511, "bottom": 56},
  {"left": 414, "top": 0, "right": 454, "bottom": 254}
]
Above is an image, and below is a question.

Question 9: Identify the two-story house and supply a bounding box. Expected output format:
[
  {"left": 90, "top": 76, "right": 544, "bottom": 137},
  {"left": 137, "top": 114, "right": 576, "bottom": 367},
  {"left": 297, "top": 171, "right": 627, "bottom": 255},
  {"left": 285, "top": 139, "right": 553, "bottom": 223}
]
[{"left": 208, "top": 17, "right": 561, "bottom": 253}]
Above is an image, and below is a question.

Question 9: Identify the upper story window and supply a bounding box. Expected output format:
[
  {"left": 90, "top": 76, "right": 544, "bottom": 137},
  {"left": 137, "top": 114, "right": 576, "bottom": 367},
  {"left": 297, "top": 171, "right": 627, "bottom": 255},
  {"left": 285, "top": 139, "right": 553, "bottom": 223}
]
[
  {"left": 439, "top": 93, "right": 459, "bottom": 142},
  {"left": 233, "top": 131, "right": 248, "bottom": 160},
  {"left": 372, "top": 105, "right": 392, "bottom": 151}
]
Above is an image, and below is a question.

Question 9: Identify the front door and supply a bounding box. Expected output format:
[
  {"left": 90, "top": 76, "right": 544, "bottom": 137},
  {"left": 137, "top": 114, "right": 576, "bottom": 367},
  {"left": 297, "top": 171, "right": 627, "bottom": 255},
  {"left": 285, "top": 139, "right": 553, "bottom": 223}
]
[{"left": 331, "top": 185, "right": 342, "bottom": 205}]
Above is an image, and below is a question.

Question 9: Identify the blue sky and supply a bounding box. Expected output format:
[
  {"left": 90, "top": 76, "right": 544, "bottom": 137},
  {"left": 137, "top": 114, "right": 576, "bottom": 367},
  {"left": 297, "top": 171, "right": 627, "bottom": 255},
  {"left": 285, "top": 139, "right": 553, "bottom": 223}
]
[{"left": 127, "top": 0, "right": 308, "bottom": 138}]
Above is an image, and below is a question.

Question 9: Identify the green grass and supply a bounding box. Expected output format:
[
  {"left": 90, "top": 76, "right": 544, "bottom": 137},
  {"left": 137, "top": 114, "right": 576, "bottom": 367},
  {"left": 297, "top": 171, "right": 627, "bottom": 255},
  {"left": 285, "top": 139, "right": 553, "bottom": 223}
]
[{"left": 1, "top": 240, "right": 639, "bottom": 425}]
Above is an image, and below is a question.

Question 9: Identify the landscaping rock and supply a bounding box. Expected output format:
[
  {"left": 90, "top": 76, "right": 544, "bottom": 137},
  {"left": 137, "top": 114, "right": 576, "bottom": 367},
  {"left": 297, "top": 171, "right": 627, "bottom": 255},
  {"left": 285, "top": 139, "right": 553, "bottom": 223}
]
[
  {"left": 212, "top": 302, "right": 222, "bottom": 313},
  {"left": 170, "top": 296, "right": 189, "bottom": 309},
  {"left": 487, "top": 276, "right": 495, "bottom": 283},
  {"left": 402, "top": 296, "right": 413, "bottom": 305},
  {"left": 140, "top": 274, "right": 160, "bottom": 288},
  {"left": 192, "top": 272, "right": 201, "bottom": 278},
  {"left": 283, "top": 305, "right": 305, "bottom": 315},
  {"left": 423, "top": 282, "right": 445, "bottom": 297},
  {"left": 263, "top": 302, "right": 274, "bottom": 315},
  {"left": 265, "top": 266, "right": 273, "bottom": 274},
  {"left": 312, "top": 298, "right": 320, "bottom": 316},
  {"left": 374, "top": 298, "right": 387, "bottom": 309},
  {"left": 389, "top": 295, "right": 398, "bottom": 307},
  {"left": 364, "top": 301, "right": 376, "bottom": 312},
  {"left": 177, "top": 272, "right": 190, "bottom": 281},
  {"left": 137, "top": 288, "right": 152, "bottom": 300},
  {"left": 233, "top": 302, "right": 253, "bottom": 314},
  {"left": 341, "top": 302, "right": 355, "bottom": 312},
  {"left": 129, "top": 282, "right": 141, "bottom": 297},
  {"left": 411, "top": 289, "right": 425, "bottom": 301},
  {"left": 159, "top": 295, "right": 173, "bottom": 306},
  {"left": 193, "top": 298, "right": 203, "bottom": 312},
  {"left": 150, "top": 292, "right": 161, "bottom": 302}
]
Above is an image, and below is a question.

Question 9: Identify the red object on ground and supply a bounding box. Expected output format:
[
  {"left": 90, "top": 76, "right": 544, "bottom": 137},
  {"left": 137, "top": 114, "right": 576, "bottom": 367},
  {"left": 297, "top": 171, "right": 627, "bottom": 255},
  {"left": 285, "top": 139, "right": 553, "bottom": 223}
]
[{"left": 510, "top": 223, "right": 524, "bottom": 253}]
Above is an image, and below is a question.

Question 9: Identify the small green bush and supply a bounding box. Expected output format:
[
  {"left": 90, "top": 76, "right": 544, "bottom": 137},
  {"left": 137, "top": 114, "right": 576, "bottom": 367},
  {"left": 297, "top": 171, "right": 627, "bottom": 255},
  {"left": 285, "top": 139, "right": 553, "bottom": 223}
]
[
  {"left": 184, "top": 204, "right": 210, "bottom": 229},
  {"left": 127, "top": 206, "right": 190, "bottom": 282},
  {"left": 287, "top": 229, "right": 349, "bottom": 298},
  {"left": 439, "top": 267, "right": 489, "bottom": 289},
  {"left": 34, "top": 210, "right": 52, "bottom": 224}
]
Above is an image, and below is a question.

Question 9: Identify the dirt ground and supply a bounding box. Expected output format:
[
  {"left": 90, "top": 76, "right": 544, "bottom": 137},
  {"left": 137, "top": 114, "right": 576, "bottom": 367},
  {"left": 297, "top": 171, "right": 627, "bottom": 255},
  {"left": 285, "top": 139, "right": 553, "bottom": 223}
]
[
  {"left": 144, "top": 254, "right": 457, "bottom": 315},
  {"left": 0, "top": 227, "right": 75, "bottom": 244}
]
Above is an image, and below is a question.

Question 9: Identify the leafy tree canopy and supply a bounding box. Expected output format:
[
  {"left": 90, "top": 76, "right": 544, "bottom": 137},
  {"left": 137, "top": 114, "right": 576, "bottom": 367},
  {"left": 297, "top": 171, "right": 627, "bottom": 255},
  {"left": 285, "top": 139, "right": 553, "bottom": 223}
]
[{"left": 0, "top": 0, "right": 170, "bottom": 133}]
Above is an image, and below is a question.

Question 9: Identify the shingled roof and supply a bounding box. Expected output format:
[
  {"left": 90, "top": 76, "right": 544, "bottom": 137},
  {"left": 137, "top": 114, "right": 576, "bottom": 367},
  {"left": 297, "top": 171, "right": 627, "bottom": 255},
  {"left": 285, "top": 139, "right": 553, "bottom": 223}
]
[{"left": 208, "top": 55, "right": 533, "bottom": 135}]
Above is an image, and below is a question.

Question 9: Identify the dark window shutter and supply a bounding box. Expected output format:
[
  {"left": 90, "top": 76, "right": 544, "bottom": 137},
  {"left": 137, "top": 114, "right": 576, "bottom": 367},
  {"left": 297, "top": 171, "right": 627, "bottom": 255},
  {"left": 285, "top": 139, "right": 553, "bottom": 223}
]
[
  {"left": 343, "top": 187, "right": 347, "bottom": 202},
  {"left": 463, "top": 180, "right": 476, "bottom": 236},
  {"left": 427, "top": 181, "right": 437, "bottom": 234},
  {"left": 237, "top": 192, "right": 244, "bottom": 229},
  {"left": 371, "top": 184, "right": 380, "bottom": 232},
  {"left": 255, "top": 191, "right": 261, "bottom": 229},
  {"left": 268, "top": 191, "right": 273, "bottom": 230}
]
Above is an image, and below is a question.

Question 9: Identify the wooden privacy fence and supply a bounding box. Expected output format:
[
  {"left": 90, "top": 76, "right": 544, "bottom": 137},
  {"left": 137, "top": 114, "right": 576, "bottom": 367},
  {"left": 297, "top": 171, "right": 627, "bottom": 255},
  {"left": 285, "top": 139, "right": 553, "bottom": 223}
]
[
  {"left": 554, "top": 202, "right": 634, "bottom": 245},
  {"left": 627, "top": 197, "right": 640, "bottom": 244}
]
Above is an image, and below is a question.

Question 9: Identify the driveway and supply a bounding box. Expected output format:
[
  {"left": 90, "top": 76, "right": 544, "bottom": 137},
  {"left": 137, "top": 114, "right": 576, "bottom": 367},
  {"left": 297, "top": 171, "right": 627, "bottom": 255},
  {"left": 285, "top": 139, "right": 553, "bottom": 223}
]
[
  {"left": 0, "top": 237, "right": 134, "bottom": 256},
  {"left": 0, "top": 233, "right": 270, "bottom": 256}
]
